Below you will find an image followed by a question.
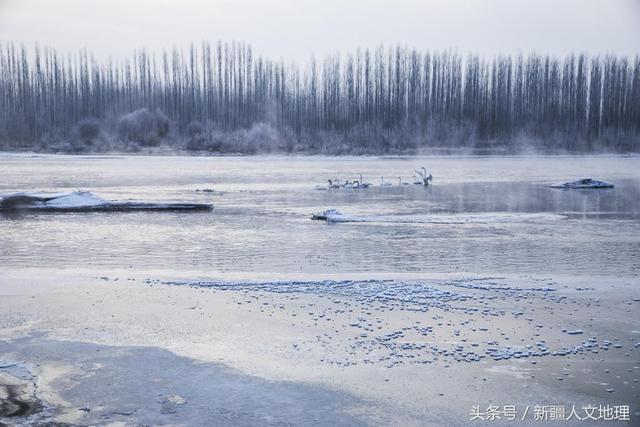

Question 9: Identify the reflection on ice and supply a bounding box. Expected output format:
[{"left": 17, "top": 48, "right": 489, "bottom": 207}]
[{"left": 312, "top": 209, "right": 566, "bottom": 224}]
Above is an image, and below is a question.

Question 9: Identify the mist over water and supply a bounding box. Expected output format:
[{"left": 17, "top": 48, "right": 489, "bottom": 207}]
[{"left": 1, "top": 154, "right": 639, "bottom": 278}]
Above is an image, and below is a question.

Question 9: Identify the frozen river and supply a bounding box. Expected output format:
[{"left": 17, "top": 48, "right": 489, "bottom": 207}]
[
  {"left": 2, "top": 154, "right": 640, "bottom": 426},
  {"left": 1, "top": 154, "right": 639, "bottom": 278}
]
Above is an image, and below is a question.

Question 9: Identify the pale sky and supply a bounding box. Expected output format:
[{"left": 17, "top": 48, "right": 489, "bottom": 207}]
[{"left": 0, "top": 0, "right": 638, "bottom": 62}]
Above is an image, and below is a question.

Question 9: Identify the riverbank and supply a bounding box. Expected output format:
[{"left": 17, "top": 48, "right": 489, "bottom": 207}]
[{"left": 2, "top": 146, "right": 640, "bottom": 158}]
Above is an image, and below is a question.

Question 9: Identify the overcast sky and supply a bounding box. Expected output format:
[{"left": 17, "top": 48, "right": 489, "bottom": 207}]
[{"left": 0, "top": 0, "right": 638, "bottom": 62}]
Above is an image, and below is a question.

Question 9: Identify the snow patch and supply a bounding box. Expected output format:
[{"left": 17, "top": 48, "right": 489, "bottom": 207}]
[{"left": 43, "top": 192, "right": 107, "bottom": 208}]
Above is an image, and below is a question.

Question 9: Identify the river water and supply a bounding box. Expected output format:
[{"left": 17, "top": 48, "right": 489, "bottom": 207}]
[{"left": 1, "top": 154, "right": 639, "bottom": 278}]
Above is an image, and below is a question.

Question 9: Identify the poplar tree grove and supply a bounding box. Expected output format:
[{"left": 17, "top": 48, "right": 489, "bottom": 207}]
[{"left": 1, "top": 42, "right": 638, "bottom": 154}]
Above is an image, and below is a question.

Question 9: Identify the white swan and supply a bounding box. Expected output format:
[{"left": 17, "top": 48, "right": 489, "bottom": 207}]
[
  {"left": 380, "top": 176, "right": 393, "bottom": 187},
  {"left": 425, "top": 173, "right": 433, "bottom": 185},
  {"left": 421, "top": 167, "right": 434, "bottom": 185},
  {"left": 399, "top": 177, "right": 410, "bottom": 186},
  {"left": 359, "top": 174, "right": 372, "bottom": 188},
  {"left": 414, "top": 168, "right": 433, "bottom": 186},
  {"left": 327, "top": 179, "right": 341, "bottom": 189}
]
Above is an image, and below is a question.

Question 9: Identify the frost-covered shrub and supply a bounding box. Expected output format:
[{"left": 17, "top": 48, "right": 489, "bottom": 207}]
[
  {"left": 246, "top": 122, "right": 280, "bottom": 152},
  {"left": 117, "top": 108, "right": 171, "bottom": 146},
  {"left": 54, "top": 141, "right": 75, "bottom": 153},
  {"left": 123, "top": 140, "right": 141, "bottom": 152},
  {"left": 75, "top": 118, "right": 101, "bottom": 145},
  {"left": 222, "top": 122, "right": 281, "bottom": 153},
  {"left": 186, "top": 120, "right": 204, "bottom": 139},
  {"left": 155, "top": 110, "right": 170, "bottom": 138},
  {"left": 203, "top": 130, "right": 226, "bottom": 152},
  {"left": 185, "top": 120, "right": 206, "bottom": 150},
  {"left": 183, "top": 122, "right": 282, "bottom": 153}
]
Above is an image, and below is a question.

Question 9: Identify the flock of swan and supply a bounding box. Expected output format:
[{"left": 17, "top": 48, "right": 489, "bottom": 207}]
[{"left": 315, "top": 167, "right": 433, "bottom": 190}]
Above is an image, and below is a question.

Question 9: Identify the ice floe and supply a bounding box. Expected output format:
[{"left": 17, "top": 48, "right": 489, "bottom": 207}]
[
  {"left": 549, "top": 178, "right": 615, "bottom": 189},
  {"left": 0, "top": 191, "right": 212, "bottom": 212}
]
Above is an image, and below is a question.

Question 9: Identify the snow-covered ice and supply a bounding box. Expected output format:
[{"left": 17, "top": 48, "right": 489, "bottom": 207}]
[{"left": 0, "top": 191, "right": 212, "bottom": 212}]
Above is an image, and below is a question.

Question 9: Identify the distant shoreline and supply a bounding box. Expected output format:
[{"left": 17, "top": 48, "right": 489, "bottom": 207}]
[{"left": 1, "top": 149, "right": 639, "bottom": 159}]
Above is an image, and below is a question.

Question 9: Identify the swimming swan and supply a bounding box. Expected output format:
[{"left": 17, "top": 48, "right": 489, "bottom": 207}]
[
  {"left": 380, "top": 177, "right": 393, "bottom": 187},
  {"left": 414, "top": 168, "right": 433, "bottom": 186},
  {"left": 359, "top": 174, "right": 372, "bottom": 188},
  {"left": 327, "top": 179, "right": 341, "bottom": 189}
]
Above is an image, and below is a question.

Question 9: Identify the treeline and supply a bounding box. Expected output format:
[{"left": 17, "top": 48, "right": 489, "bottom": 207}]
[{"left": 0, "top": 41, "right": 639, "bottom": 154}]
